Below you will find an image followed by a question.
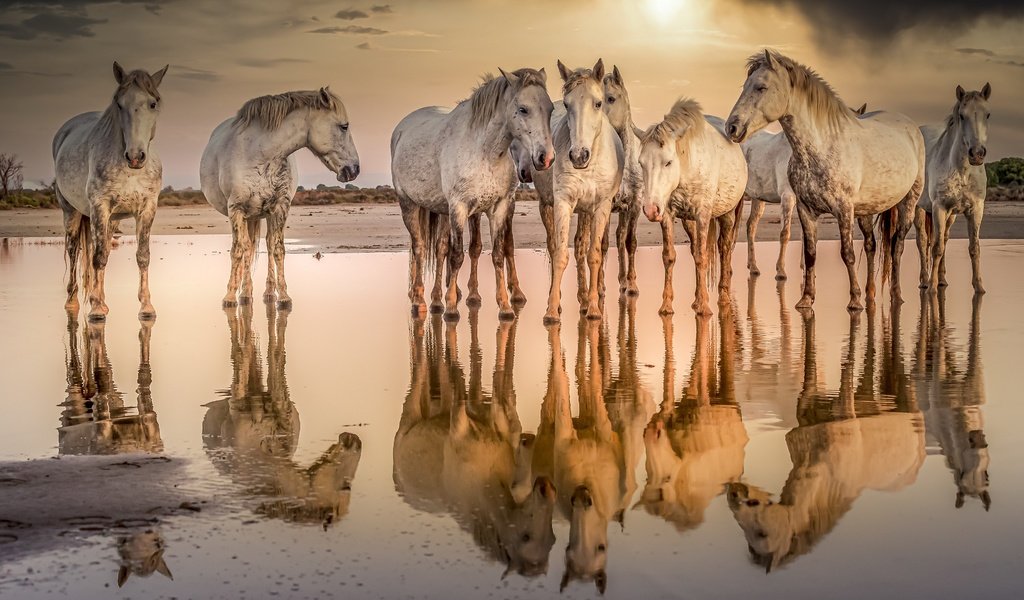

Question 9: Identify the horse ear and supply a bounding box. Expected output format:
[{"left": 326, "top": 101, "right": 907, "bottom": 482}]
[
  {"left": 556, "top": 60, "right": 571, "bottom": 83},
  {"left": 113, "top": 61, "right": 126, "bottom": 85},
  {"left": 955, "top": 491, "right": 965, "bottom": 509},
  {"left": 117, "top": 566, "right": 129, "bottom": 588},
  {"left": 498, "top": 68, "right": 519, "bottom": 86},
  {"left": 155, "top": 553, "right": 173, "bottom": 580},
  {"left": 319, "top": 86, "right": 332, "bottom": 107},
  {"left": 956, "top": 85, "right": 966, "bottom": 102},
  {"left": 151, "top": 65, "right": 168, "bottom": 88},
  {"left": 537, "top": 67, "right": 547, "bottom": 85},
  {"left": 595, "top": 570, "right": 607, "bottom": 595},
  {"left": 592, "top": 58, "right": 605, "bottom": 82},
  {"left": 612, "top": 65, "right": 623, "bottom": 85},
  {"left": 763, "top": 49, "right": 776, "bottom": 71},
  {"left": 856, "top": 103, "right": 867, "bottom": 116},
  {"left": 982, "top": 82, "right": 992, "bottom": 100},
  {"left": 981, "top": 490, "right": 991, "bottom": 511}
]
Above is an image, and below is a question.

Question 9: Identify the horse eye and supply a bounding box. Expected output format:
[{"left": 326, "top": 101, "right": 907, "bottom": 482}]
[
  {"left": 340, "top": 123, "right": 349, "bottom": 131},
  {"left": 521, "top": 533, "right": 531, "bottom": 543},
  {"left": 149, "top": 101, "right": 157, "bottom": 109},
  {"left": 597, "top": 544, "right": 606, "bottom": 552},
  {"left": 595, "top": 101, "right": 603, "bottom": 109},
  {"left": 607, "top": 96, "right": 615, "bottom": 104},
  {"left": 755, "top": 85, "right": 767, "bottom": 93},
  {"left": 986, "top": 113, "right": 991, "bottom": 119},
  {"left": 518, "top": 106, "right": 528, "bottom": 116},
  {"left": 664, "top": 160, "right": 672, "bottom": 167}
]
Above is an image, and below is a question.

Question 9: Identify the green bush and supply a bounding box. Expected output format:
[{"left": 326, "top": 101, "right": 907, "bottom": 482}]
[{"left": 986, "top": 157, "right": 1024, "bottom": 187}]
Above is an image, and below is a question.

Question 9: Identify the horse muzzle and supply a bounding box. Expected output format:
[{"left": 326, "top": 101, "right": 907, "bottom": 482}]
[
  {"left": 518, "top": 166, "right": 534, "bottom": 184},
  {"left": 569, "top": 147, "right": 591, "bottom": 170},
  {"left": 725, "top": 117, "right": 747, "bottom": 144},
  {"left": 337, "top": 164, "right": 360, "bottom": 183},
  {"left": 533, "top": 150, "right": 554, "bottom": 172},
  {"left": 124, "top": 151, "right": 147, "bottom": 169},
  {"left": 643, "top": 203, "right": 662, "bottom": 223},
  {"left": 968, "top": 146, "right": 987, "bottom": 166}
]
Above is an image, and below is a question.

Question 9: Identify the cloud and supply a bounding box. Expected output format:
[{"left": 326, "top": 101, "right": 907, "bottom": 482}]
[
  {"left": 335, "top": 8, "right": 369, "bottom": 20},
  {"left": 732, "top": 0, "right": 1024, "bottom": 47},
  {"left": 355, "top": 41, "right": 372, "bottom": 50},
  {"left": 236, "top": 57, "right": 311, "bottom": 68},
  {"left": 0, "top": 62, "right": 13, "bottom": 70},
  {"left": 307, "top": 25, "right": 387, "bottom": 35},
  {"left": 370, "top": 4, "right": 393, "bottom": 13},
  {"left": 956, "top": 48, "right": 996, "bottom": 57},
  {"left": 171, "top": 65, "right": 220, "bottom": 81},
  {"left": 0, "top": 10, "right": 108, "bottom": 40},
  {"left": 991, "top": 58, "right": 1024, "bottom": 69},
  {"left": 355, "top": 41, "right": 439, "bottom": 53}
]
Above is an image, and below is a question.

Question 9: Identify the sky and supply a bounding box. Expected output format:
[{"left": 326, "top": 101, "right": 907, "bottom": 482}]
[{"left": 1, "top": 0, "right": 1023, "bottom": 189}]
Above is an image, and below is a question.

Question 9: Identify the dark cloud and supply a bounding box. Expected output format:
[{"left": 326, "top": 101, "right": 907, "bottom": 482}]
[
  {"left": 307, "top": 25, "right": 387, "bottom": 35},
  {"left": 734, "top": 1, "right": 1024, "bottom": 46},
  {"left": 370, "top": 4, "right": 392, "bottom": 13},
  {"left": 991, "top": 59, "right": 1024, "bottom": 69},
  {"left": 355, "top": 41, "right": 372, "bottom": 50},
  {"left": 236, "top": 57, "right": 311, "bottom": 68},
  {"left": 335, "top": 8, "right": 368, "bottom": 20},
  {"left": 0, "top": 62, "right": 13, "bottom": 70},
  {"left": 171, "top": 65, "right": 220, "bottom": 81},
  {"left": 0, "top": 1, "right": 170, "bottom": 14},
  {"left": 956, "top": 48, "right": 996, "bottom": 57},
  {"left": 0, "top": 10, "right": 108, "bottom": 40}
]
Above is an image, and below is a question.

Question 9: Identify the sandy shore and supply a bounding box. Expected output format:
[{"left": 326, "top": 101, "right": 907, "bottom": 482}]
[{"left": 2, "top": 201, "right": 1022, "bottom": 252}]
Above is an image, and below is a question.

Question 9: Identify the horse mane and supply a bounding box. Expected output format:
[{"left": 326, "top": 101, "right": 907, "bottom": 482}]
[
  {"left": 234, "top": 89, "right": 342, "bottom": 131},
  {"left": 469, "top": 68, "right": 546, "bottom": 130},
  {"left": 95, "top": 69, "right": 162, "bottom": 140},
  {"left": 747, "top": 50, "right": 854, "bottom": 131},
  {"left": 562, "top": 65, "right": 601, "bottom": 95},
  {"left": 641, "top": 98, "right": 705, "bottom": 148}
]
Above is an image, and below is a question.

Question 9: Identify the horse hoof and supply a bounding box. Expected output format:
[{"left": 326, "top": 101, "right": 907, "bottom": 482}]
[
  {"left": 658, "top": 305, "right": 674, "bottom": 316},
  {"left": 626, "top": 286, "right": 640, "bottom": 297},
  {"left": 238, "top": 295, "right": 252, "bottom": 306},
  {"left": 411, "top": 304, "right": 427, "bottom": 317},
  {"left": 847, "top": 301, "right": 864, "bottom": 312},
  {"left": 466, "top": 293, "right": 482, "bottom": 307},
  {"left": 498, "top": 309, "right": 516, "bottom": 321},
  {"left": 974, "top": 285, "right": 986, "bottom": 295},
  {"left": 919, "top": 282, "right": 929, "bottom": 289},
  {"left": 938, "top": 280, "right": 949, "bottom": 288},
  {"left": 87, "top": 312, "right": 107, "bottom": 323},
  {"left": 694, "top": 304, "right": 712, "bottom": 317},
  {"left": 222, "top": 298, "right": 238, "bottom": 308},
  {"left": 263, "top": 293, "right": 276, "bottom": 304},
  {"left": 511, "top": 292, "right": 528, "bottom": 306},
  {"left": 277, "top": 298, "right": 293, "bottom": 310},
  {"left": 429, "top": 302, "right": 444, "bottom": 314},
  {"left": 443, "top": 309, "right": 460, "bottom": 322},
  {"left": 542, "top": 313, "right": 561, "bottom": 325},
  {"left": 138, "top": 306, "right": 156, "bottom": 321},
  {"left": 749, "top": 268, "right": 760, "bottom": 277},
  {"left": 796, "top": 297, "right": 813, "bottom": 309},
  {"left": 586, "top": 309, "right": 603, "bottom": 321}
]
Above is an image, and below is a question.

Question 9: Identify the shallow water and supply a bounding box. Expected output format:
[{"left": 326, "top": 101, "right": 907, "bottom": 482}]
[{"left": 1, "top": 236, "right": 1023, "bottom": 599}]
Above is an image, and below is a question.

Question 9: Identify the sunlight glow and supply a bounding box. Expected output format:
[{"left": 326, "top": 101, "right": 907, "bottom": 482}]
[{"left": 644, "top": 0, "right": 686, "bottom": 23}]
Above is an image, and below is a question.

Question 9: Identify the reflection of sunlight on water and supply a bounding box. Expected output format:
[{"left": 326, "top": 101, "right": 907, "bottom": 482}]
[{"left": 1, "top": 237, "right": 1023, "bottom": 598}]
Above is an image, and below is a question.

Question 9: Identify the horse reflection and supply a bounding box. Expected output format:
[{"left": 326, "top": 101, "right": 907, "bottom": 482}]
[
  {"left": 727, "top": 307, "right": 925, "bottom": 573},
  {"left": 202, "top": 306, "right": 362, "bottom": 528},
  {"left": 741, "top": 277, "right": 804, "bottom": 425},
  {"left": 536, "top": 313, "right": 650, "bottom": 595},
  {"left": 636, "top": 306, "right": 748, "bottom": 532},
  {"left": 393, "top": 312, "right": 557, "bottom": 578},
  {"left": 116, "top": 527, "right": 172, "bottom": 588},
  {"left": 915, "top": 293, "right": 990, "bottom": 510},
  {"left": 59, "top": 316, "right": 162, "bottom": 455}
]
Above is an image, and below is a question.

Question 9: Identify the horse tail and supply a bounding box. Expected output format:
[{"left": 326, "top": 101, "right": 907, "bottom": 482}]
[
  {"left": 707, "top": 218, "right": 720, "bottom": 289},
  {"left": 878, "top": 206, "right": 898, "bottom": 287},
  {"left": 424, "top": 209, "right": 443, "bottom": 273}
]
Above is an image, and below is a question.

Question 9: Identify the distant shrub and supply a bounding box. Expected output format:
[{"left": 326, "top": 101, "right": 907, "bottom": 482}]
[{"left": 986, "top": 157, "right": 1024, "bottom": 187}]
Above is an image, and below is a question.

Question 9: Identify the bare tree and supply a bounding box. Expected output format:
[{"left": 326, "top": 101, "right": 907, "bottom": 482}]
[{"left": 0, "top": 153, "right": 24, "bottom": 198}]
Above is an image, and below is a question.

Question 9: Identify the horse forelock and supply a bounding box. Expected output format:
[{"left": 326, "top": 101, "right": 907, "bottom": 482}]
[
  {"left": 747, "top": 50, "right": 853, "bottom": 131},
  {"left": 469, "top": 68, "right": 546, "bottom": 130},
  {"left": 233, "top": 89, "right": 342, "bottom": 131},
  {"left": 642, "top": 98, "right": 704, "bottom": 148},
  {"left": 115, "top": 70, "right": 161, "bottom": 101},
  {"left": 562, "top": 67, "right": 601, "bottom": 96},
  {"left": 944, "top": 91, "right": 987, "bottom": 129}
]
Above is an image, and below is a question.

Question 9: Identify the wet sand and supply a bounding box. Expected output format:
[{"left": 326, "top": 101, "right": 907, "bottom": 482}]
[{"left": 2, "top": 200, "right": 1023, "bottom": 252}]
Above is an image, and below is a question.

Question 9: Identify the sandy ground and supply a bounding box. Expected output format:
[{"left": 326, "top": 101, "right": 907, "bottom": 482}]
[{"left": 2, "top": 201, "right": 1022, "bottom": 251}]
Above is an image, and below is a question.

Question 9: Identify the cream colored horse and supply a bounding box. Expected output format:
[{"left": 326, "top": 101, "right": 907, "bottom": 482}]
[
  {"left": 202, "top": 306, "right": 363, "bottom": 526},
  {"left": 392, "top": 69, "right": 554, "bottom": 320},
  {"left": 914, "top": 84, "right": 992, "bottom": 293},
  {"left": 726, "top": 50, "right": 925, "bottom": 310},
  {"left": 915, "top": 292, "right": 991, "bottom": 510},
  {"left": 636, "top": 310, "right": 748, "bottom": 531},
  {"left": 393, "top": 314, "right": 558, "bottom": 578},
  {"left": 58, "top": 317, "right": 162, "bottom": 455},
  {"left": 54, "top": 62, "right": 168, "bottom": 321},
  {"left": 727, "top": 308, "right": 924, "bottom": 572},
  {"left": 742, "top": 103, "right": 867, "bottom": 280},
  {"left": 116, "top": 528, "right": 172, "bottom": 588},
  {"left": 639, "top": 99, "right": 747, "bottom": 316},
  {"left": 201, "top": 88, "right": 360, "bottom": 309}
]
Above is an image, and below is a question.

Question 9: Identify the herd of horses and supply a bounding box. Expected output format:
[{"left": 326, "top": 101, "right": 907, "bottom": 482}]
[
  {"left": 51, "top": 50, "right": 993, "bottom": 323},
  {"left": 58, "top": 288, "right": 990, "bottom": 590}
]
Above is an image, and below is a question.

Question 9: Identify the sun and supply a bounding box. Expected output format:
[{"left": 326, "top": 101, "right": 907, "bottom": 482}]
[{"left": 643, "top": 0, "right": 686, "bottom": 22}]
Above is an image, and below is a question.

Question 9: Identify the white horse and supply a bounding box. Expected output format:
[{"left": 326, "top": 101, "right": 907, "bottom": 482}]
[
  {"left": 54, "top": 62, "right": 168, "bottom": 321},
  {"left": 638, "top": 99, "right": 747, "bottom": 316},
  {"left": 742, "top": 103, "right": 867, "bottom": 280},
  {"left": 914, "top": 84, "right": 992, "bottom": 293},
  {"left": 201, "top": 88, "right": 360, "bottom": 309},
  {"left": 392, "top": 68, "right": 554, "bottom": 320},
  {"left": 602, "top": 65, "right": 644, "bottom": 297},
  {"left": 536, "top": 59, "right": 624, "bottom": 324},
  {"left": 726, "top": 50, "right": 925, "bottom": 310}
]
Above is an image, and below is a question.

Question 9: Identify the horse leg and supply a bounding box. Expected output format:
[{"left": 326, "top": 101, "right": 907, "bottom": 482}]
[
  {"left": 625, "top": 209, "right": 639, "bottom": 296},
  {"left": 914, "top": 207, "right": 930, "bottom": 289},
  {"left": 928, "top": 204, "right": 949, "bottom": 292},
  {"left": 658, "top": 217, "right": 676, "bottom": 315},
  {"left": 857, "top": 215, "right": 877, "bottom": 306},
  {"left": 777, "top": 191, "right": 796, "bottom": 280},
  {"left": 718, "top": 209, "right": 738, "bottom": 307},
  {"left": 88, "top": 202, "right": 113, "bottom": 322},
  {"left": 466, "top": 214, "right": 483, "bottom": 307},
  {"left": 795, "top": 204, "right": 818, "bottom": 310},
  {"left": 267, "top": 207, "right": 291, "bottom": 309},
  {"left": 443, "top": 206, "right": 468, "bottom": 320},
  {"left": 540, "top": 202, "right": 556, "bottom": 258},
  {"left": 938, "top": 212, "right": 954, "bottom": 287},
  {"left": 62, "top": 206, "right": 84, "bottom": 312},
  {"left": 489, "top": 199, "right": 514, "bottom": 320},
  {"left": 400, "top": 202, "right": 427, "bottom": 314},
  {"left": 135, "top": 202, "right": 157, "bottom": 320},
  {"left": 504, "top": 204, "right": 527, "bottom": 306},
  {"left": 575, "top": 213, "right": 590, "bottom": 312},
  {"left": 238, "top": 217, "right": 258, "bottom": 306},
  {"left": 890, "top": 197, "right": 915, "bottom": 305},
  {"left": 263, "top": 217, "right": 278, "bottom": 303},
  {"left": 431, "top": 217, "right": 450, "bottom": 313},
  {"left": 598, "top": 215, "right": 610, "bottom": 300},
  {"left": 692, "top": 216, "right": 712, "bottom": 316},
  {"left": 967, "top": 208, "right": 985, "bottom": 294},
  {"left": 836, "top": 208, "right": 862, "bottom": 311},
  {"left": 746, "top": 196, "right": 764, "bottom": 277},
  {"left": 544, "top": 199, "right": 574, "bottom": 324},
  {"left": 586, "top": 204, "right": 612, "bottom": 321},
  {"left": 223, "top": 208, "right": 248, "bottom": 307},
  {"left": 615, "top": 210, "right": 628, "bottom": 295}
]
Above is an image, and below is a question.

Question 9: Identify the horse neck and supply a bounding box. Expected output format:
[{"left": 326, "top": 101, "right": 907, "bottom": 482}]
[
  {"left": 467, "top": 101, "right": 514, "bottom": 162},
  {"left": 91, "top": 102, "right": 124, "bottom": 150},
  {"left": 778, "top": 96, "right": 843, "bottom": 164},
  {"left": 936, "top": 117, "right": 970, "bottom": 170},
  {"left": 248, "top": 110, "right": 313, "bottom": 163}
]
